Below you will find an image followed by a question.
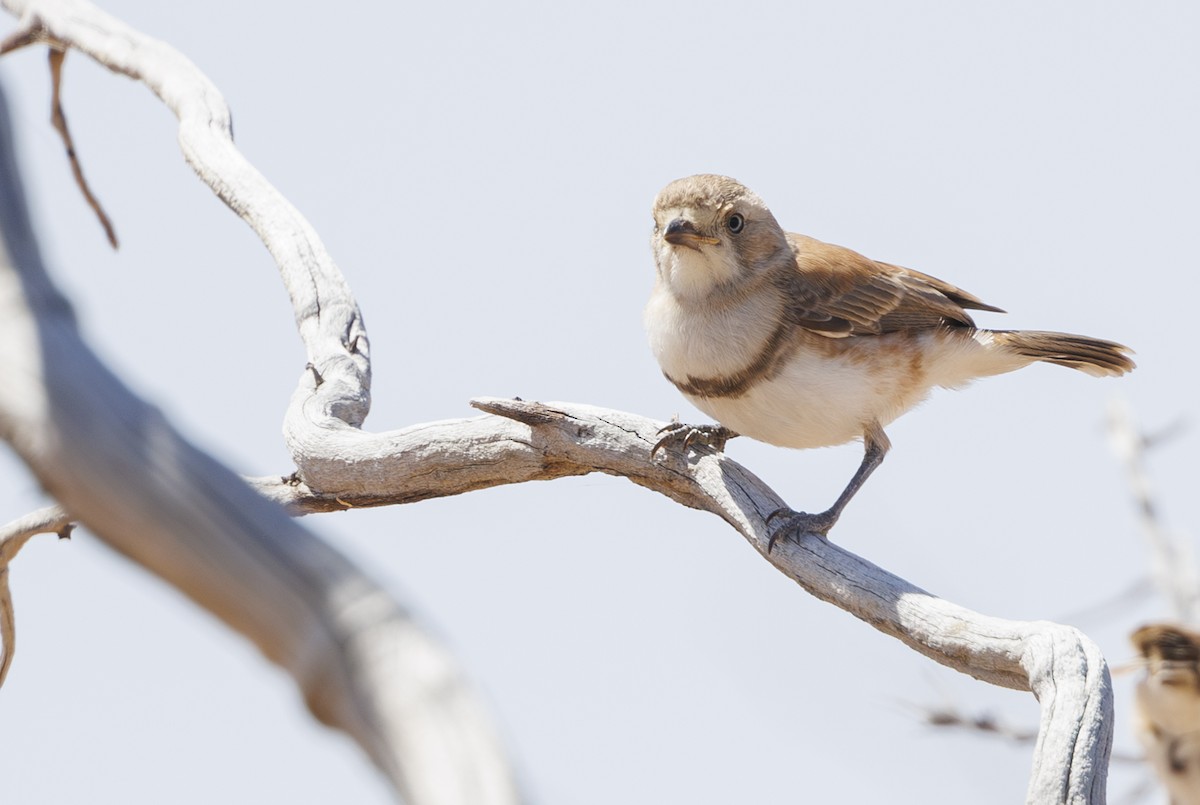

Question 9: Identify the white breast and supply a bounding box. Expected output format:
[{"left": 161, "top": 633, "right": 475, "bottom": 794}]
[
  {"left": 684, "top": 345, "right": 929, "bottom": 448},
  {"left": 646, "top": 286, "right": 1021, "bottom": 450},
  {"left": 643, "top": 283, "right": 781, "bottom": 382}
]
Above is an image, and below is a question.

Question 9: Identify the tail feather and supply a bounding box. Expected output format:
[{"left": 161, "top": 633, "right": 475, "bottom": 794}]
[{"left": 991, "top": 330, "right": 1136, "bottom": 377}]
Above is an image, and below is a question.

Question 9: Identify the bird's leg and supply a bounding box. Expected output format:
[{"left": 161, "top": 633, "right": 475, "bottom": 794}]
[
  {"left": 766, "top": 423, "right": 891, "bottom": 551},
  {"left": 650, "top": 420, "right": 739, "bottom": 458}
]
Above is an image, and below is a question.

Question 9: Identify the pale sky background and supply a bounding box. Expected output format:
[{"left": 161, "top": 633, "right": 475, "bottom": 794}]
[{"left": 0, "top": 2, "right": 1197, "bottom": 803}]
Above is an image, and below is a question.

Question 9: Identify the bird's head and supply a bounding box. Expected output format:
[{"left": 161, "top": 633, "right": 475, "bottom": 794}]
[{"left": 651, "top": 174, "right": 789, "bottom": 301}]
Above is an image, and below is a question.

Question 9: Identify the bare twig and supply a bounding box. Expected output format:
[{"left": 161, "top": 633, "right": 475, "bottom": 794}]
[
  {"left": 0, "top": 503, "right": 72, "bottom": 557},
  {"left": 1106, "top": 398, "right": 1200, "bottom": 624},
  {"left": 920, "top": 702, "right": 1146, "bottom": 764},
  {"left": 47, "top": 47, "right": 118, "bottom": 248},
  {"left": 0, "top": 504, "right": 71, "bottom": 687},
  {"left": 922, "top": 705, "right": 1040, "bottom": 743}
]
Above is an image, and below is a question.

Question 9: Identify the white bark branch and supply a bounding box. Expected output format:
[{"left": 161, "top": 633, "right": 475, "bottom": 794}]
[
  {"left": 0, "top": 1, "right": 1115, "bottom": 802},
  {"left": 268, "top": 395, "right": 1117, "bottom": 803},
  {"left": 0, "top": 504, "right": 70, "bottom": 686},
  {"left": 0, "top": 72, "right": 518, "bottom": 805},
  {"left": 1, "top": 0, "right": 372, "bottom": 450}
]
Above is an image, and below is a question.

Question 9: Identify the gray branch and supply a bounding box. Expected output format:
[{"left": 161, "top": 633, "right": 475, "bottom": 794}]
[{"left": 267, "top": 395, "right": 1117, "bottom": 802}]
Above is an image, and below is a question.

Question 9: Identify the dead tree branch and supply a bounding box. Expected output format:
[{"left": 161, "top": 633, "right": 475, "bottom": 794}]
[
  {"left": 0, "top": 56, "right": 519, "bottom": 805},
  {"left": 0, "top": 504, "right": 71, "bottom": 686}
]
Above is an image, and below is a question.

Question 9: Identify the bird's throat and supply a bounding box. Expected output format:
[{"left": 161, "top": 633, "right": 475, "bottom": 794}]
[{"left": 658, "top": 244, "right": 741, "bottom": 301}]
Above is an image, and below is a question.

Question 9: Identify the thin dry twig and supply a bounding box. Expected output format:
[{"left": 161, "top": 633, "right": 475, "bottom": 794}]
[
  {"left": 920, "top": 703, "right": 1146, "bottom": 764},
  {"left": 1107, "top": 398, "right": 1199, "bottom": 623},
  {"left": 47, "top": 47, "right": 118, "bottom": 248},
  {"left": 923, "top": 705, "right": 1040, "bottom": 743}
]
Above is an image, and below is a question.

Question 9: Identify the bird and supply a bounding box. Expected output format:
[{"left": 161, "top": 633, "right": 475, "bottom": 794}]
[
  {"left": 1130, "top": 624, "right": 1200, "bottom": 801},
  {"left": 643, "top": 174, "right": 1134, "bottom": 549}
]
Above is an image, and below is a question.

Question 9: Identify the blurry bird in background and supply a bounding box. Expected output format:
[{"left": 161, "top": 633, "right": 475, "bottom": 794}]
[{"left": 1131, "top": 624, "right": 1200, "bottom": 805}]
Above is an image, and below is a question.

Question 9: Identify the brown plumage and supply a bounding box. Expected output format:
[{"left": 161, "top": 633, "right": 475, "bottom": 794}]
[
  {"left": 645, "top": 173, "right": 1134, "bottom": 545},
  {"left": 1131, "top": 624, "right": 1200, "bottom": 799},
  {"left": 989, "top": 330, "right": 1135, "bottom": 376},
  {"left": 775, "top": 235, "right": 1005, "bottom": 336}
]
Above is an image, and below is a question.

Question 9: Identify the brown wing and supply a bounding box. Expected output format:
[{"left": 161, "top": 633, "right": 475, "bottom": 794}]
[{"left": 780, "top": 234, "right": 1005, "bottom": 337}]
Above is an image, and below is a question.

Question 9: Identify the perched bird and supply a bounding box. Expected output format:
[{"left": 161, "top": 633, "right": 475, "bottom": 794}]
[{"left": 644, "top": 174, "right": 1134, "bottom": 548}]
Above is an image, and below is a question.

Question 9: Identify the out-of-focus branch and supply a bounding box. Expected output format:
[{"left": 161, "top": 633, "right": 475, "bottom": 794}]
[
  {"left": 1104, "top": 401, "right": 1200, "bottom": 803},
  {"left": 1107, "top": 398, "right": 1199, "bottom": 623},
  {"left": 0, "top": 74, "right": 519, "bottom": 805},
  {"left": 922, "top": 705, "right": 1040, "bottom": 744}
]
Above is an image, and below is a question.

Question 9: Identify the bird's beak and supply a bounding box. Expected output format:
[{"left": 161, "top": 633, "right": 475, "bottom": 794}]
[{"left": 664, "top": 218, "right": 721, "bottom": 250}]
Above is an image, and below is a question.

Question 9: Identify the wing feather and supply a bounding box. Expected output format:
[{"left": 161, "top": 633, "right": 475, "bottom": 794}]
[{"left": 779, "top": 234, "right": 1004, "bottom": 337}]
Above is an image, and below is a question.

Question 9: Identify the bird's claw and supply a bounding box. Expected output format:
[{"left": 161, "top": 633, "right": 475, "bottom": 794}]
[
  {"left": 764, "top": 507, "right": 836, "bottom": 553},
  {"left": 650, "top": 422, "right": 738, "bottom": 458}
]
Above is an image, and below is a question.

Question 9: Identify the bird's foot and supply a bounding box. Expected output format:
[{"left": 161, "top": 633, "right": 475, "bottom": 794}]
[
  {"left": 764, "top": 507, "right": 838, "bottom": 553},
  {"left": 650, "top": 422, "right": 738, "bottom": 458}
]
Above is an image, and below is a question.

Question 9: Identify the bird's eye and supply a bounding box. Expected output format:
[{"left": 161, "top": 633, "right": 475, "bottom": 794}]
[{"left": 727, "top": 213, "right": 745, "bottom": 234}]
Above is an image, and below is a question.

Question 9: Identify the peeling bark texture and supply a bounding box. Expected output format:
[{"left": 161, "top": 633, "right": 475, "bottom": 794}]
[
  {"left": 269, "top": 397, "right": 1116, "bottom": 803},
  {"left": 0, "top": 1, "right": 1115, "bottom": 803}
]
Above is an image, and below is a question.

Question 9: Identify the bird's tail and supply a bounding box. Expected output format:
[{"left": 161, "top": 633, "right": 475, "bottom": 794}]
[{"left": 990, "top": 330, "right": 1135, "bottom": 377}]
